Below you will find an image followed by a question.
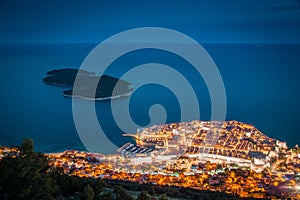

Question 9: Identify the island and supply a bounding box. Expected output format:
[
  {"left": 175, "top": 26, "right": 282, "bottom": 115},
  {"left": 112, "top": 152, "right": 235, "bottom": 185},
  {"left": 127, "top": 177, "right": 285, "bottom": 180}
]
[{"left": 43, "top": 68, "right": 133, "bottom": 100}]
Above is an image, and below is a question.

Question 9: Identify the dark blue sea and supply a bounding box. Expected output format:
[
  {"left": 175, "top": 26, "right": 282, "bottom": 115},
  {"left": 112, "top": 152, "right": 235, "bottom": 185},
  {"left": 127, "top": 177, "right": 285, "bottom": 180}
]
[{"left": 0, "top": 43, "right": 299, "bottom": 152}]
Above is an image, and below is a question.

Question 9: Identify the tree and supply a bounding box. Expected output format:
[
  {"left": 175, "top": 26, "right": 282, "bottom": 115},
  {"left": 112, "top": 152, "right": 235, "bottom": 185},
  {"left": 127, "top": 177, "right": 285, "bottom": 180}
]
[
  {"left": 20, "top": 138, "right": 34, "bottom": 156},
  {"left": 98, "top": 191, "right": 113, "bottom": 200},
  {"left": 216, "top": 164, "right": 223, "bottom": 170},
  {"left": 113, "top": 185, "right": 133, "bottom": 200},
  {"left": 148, "top": 185, "right": 156, "bottom": 196},
  {"left": 137, "top": 190, "right": 150, "bottom": 200},
  {"left": 270, "top": 157, "right": 277, "bottom": 165},
  {"left": 82, "top": 185, "right": 95, "bottom": 200},
  {"left": 159, "top": 194, "right": 170, "bottom": 200},
  {"left": 0, "top": 139, "right": 59, "bottom": 199}
]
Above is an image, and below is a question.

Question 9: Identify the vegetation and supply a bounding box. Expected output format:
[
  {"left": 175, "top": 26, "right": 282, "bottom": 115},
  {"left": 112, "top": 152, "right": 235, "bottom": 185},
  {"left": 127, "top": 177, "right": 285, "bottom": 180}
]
[
  {"left": 0, "top": 139, "right": 264, "bottom": 199},
  {"left": 0, "top": 139, "right": 59, "bottom": 199},
  {"left": 159, "top": 194, "right": 170, "bottom": 200},
  {"left": 136, "top": 190, "right": 150, "bottom": 200},
  {"left": 113, "top": 185, "right": 134, "bottom": 200},
  {"left": 43, "top": 68, "right": 133, "bottom": 99}
]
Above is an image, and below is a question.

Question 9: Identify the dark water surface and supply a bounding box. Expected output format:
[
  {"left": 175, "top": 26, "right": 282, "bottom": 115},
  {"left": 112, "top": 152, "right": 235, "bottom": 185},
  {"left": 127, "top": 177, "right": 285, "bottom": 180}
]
[{"left": 0, "top": 43, "right": 299, "bottom": 152}]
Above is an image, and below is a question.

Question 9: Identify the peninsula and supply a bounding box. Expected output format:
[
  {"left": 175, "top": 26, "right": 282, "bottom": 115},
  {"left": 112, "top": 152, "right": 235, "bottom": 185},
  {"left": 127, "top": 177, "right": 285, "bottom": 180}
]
[
  {"left": 1, "top": 120, "right": 300, "bottom": 199},
  {"left": 43, "top": 68, "right": 133, "bottom": 100}
]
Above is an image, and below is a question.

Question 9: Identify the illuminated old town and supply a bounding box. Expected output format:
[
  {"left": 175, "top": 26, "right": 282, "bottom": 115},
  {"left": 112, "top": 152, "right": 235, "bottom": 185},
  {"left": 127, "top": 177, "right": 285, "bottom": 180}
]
[{"left": 2, "top": 120, "right": 298, "bottom": 199}]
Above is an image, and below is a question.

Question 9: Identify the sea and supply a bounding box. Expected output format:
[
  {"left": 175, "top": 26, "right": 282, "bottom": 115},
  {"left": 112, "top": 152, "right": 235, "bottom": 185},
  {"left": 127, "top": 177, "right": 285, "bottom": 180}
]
[{"left": 0, "top": 43, "right": 299, "bottom": 153}]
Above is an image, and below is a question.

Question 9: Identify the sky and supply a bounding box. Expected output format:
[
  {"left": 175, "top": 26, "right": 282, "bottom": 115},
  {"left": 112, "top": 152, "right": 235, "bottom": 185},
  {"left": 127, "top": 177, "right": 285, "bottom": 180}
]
[{"left": 0, "top": 0, "right": 300, "bottom": 44}]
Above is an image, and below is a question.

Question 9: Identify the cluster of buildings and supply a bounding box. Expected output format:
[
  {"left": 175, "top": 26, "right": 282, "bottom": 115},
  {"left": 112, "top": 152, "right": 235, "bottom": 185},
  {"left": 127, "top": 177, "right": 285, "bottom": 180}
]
[
  {"left": 122, "top": 120, "right": 288, "bottom": 173},
  {"left": 1, "top": 120, "right": 300, "bottom": 199},
  {"left": 0, "top": 146, "right": 19, "bottom": 159},
  {"left": 43, "top": 146, "right": 300, "bottom": 199}
]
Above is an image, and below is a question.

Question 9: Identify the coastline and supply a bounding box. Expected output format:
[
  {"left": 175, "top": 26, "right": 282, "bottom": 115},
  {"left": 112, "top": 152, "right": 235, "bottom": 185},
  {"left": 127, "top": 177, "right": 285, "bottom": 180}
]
[
  {"left": 62, "top": 89, "right": 133, "bottom": 101},
  {"left": 42, "top": 80, "right": 71, "bottom": 87}
]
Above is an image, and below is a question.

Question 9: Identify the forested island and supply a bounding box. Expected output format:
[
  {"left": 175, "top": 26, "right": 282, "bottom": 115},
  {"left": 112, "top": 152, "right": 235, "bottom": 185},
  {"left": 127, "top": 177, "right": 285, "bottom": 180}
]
[{"left": 43, "top": 68, "right": 133, "bottom": 100}]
